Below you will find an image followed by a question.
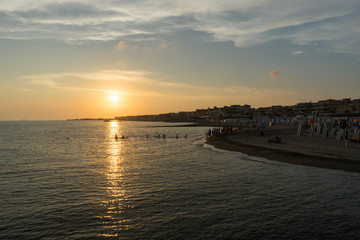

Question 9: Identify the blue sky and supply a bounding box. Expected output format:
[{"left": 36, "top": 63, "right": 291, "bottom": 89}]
[{"left": 0, "top": 0, "right": 359, "bottom": 120}]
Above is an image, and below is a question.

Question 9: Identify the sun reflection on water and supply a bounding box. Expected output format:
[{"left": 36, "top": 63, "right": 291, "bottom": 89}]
[{"left": 98, "top": 121, "right": 131, "bottom": 236}]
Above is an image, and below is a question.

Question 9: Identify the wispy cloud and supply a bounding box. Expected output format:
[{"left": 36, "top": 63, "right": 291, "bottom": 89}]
[
  {"left": 157, "top": 41, "right": 175, "bottom": 49},
  {"left": 268, "top": 71, "right": 280, "bottom": 78},
  {"left": 22, "top": 69, "right": 294, "bottom": 105},
  {"left": 291, "top": 51, "right": 305, "bottom": 55},
  {"left": 116, "top": 41, "right": 125, "bottom": 51},
  {"left": 0, "top": 1, "right": 359, "bottom": 53}
]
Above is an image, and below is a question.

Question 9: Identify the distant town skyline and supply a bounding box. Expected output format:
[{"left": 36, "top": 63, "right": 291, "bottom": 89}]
[
  {"left": 1, "top": 1, "right": 360, "bottom": 120},
  {"left": 115, "top": 97, "right": 360, "bottom": 122}
]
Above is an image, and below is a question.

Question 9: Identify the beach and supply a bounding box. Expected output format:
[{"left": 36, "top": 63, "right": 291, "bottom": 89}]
[{"left": 206, "top": 126, "right": 360, "bottom": 172}]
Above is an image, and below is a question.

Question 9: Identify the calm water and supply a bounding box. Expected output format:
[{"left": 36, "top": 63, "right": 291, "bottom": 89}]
[{"left": 1, "top": 120, "right": 360, "bottom": 239}]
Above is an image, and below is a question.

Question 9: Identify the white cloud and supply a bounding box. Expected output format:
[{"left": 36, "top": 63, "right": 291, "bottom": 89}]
[
  {"left": 291, "top": 51, "right": 305, "bottom": 55},
  {"left": 0, "top": 0, "right": 359, "bottom": 53}
]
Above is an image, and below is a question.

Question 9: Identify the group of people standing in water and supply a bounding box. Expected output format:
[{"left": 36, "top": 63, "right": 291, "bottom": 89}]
[
  {"left": 149, "top": 133, "right": 188, "bottom": 139},
  {"left": 114, "top": 134, "right": 127, "bottom": 141},
  {"left": 115, "top": 133, "right": 188, "bottom": 140}
]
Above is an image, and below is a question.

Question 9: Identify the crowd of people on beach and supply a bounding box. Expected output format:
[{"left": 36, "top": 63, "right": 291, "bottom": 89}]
[
  {"left": 204, "top": 116, "right": 360, "bottom": 144},
  {"left": 234, "top": 116, "right": 360, "bottom": 142},
  {"left": 297, "top": 118, "right": 360, "bottom": 141},
  {"left": 206, "top": 126, "right": 234, "bottom": 138}
]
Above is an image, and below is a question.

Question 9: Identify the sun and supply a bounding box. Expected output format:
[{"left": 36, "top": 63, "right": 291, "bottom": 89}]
[{"left": 109, "top": 95, "right": 119, "bottom": 103}]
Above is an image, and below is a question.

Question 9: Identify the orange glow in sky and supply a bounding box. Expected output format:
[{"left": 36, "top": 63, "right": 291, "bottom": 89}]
[
  {"left": 109, "top": 95, "right": 119, "bottom": 103},
  {"left": 0, "top": 1, "right": 359, "bottom": 120}
]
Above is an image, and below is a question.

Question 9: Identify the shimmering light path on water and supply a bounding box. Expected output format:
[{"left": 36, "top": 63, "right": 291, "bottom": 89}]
[{"left": 1, "top": 121, "right": 360, "bottom": 239}]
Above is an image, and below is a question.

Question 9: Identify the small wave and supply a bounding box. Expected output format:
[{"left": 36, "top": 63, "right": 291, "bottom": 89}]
[{"left": 202, "top": 140, "right": 292, "bottom": 167}]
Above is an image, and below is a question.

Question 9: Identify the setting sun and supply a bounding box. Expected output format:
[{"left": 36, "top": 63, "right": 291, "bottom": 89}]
[{"left": 109, "top": 95, "right": 119, "bottom": 103}]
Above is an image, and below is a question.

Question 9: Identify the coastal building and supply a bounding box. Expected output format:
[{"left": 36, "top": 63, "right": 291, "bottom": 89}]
[
  {"left": 336, "top": 104, "right": 353, "bottom": 114},
  {"left": 293, "top": 102, "right": 313, "bottom": 115},
  {"left": 335, "top": 98, "right": 354, "bottom": 114},
  {"left": 253, "top": 107, "right": 267, "bottom": 117},
  {"left": 313, "top": 99, "right": 341, "bottom": 114},
  {"left": 222, "top": 104, "right": 253, "bottom": 118},
  {"left": 208, "top": 107, "right": 223, "bottom": 118},
  {"left": 195, "top": 108, "right": 209, "bottom": 118},
  {"left": 352, "top": 99, "right": 360, "bottom": 112},
  {"left": 115, "top": 97, "right": 360, "bottom": 122},
  {"left": 281, "top": 106, "right": 295, "bottom": 117},
  {"left": 254, "top": 105, "right": 290, "bottom": 117},
  {"left": 177, "top": 111, "right": 192, "bottom": 121}
]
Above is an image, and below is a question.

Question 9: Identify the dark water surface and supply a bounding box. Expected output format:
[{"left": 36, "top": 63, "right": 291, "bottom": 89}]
[{"left": 1, "top": 121, "right": 359, "bottom": 239}]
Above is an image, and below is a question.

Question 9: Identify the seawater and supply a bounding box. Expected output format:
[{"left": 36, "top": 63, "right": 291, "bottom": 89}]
[{"left": 1, "top": 120, "right": 360, "bottom": 239}]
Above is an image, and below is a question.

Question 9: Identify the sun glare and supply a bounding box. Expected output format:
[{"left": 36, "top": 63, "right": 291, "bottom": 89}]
[{"left": 109, "top": 95, "right": 119, "bottom": 102}]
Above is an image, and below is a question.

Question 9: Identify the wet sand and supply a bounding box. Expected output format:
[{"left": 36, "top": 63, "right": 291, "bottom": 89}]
[{"left": 206, "top": 126, "right": 360, "bottom": 173}]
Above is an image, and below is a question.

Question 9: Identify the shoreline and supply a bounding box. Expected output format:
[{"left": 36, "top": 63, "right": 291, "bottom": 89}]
[{"left": 205, "top": 127, "right": 360, "bottom": 173}]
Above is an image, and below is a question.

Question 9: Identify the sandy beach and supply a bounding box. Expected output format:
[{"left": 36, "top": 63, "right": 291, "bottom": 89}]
[{"left": 206, "top": 126, "right": 360, "bottom": 172}]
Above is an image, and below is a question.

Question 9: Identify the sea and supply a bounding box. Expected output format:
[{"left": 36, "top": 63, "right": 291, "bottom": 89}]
[{"left": 1, "top": 120, "right": 360, "bottom": 239}]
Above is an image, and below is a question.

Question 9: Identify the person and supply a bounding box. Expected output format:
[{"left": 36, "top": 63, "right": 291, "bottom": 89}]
[
  {"left": 185, "top": 134, "right": 188, "bottom": 139},
  {"left": 176, "top": 134, "right": 178, "bottom": 139},
  {"left": 268, "top": 136, "right": 282, "bottom": 143},
  {"left": 115, "top": 134, "right": 118, "bottom": 141}
]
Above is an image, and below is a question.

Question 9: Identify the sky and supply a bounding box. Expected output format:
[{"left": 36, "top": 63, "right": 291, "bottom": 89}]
[{"left": 0, "top": 0, "right": 359, "bottom": 120}]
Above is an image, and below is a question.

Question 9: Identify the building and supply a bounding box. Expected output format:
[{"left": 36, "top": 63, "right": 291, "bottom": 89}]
[
  {"left": 293, "top": 102, "right": 313, "bottom": 115},
  {"left": 352, "top": 99, "right": 360, "bottom": 112},
  {"left": 115, "top": 97, "right": 360, "bottom": 122},
  {"left": 313, "top": 99, "right": 341, "bottom": 114},
  {"left": 222, "top": 104, "right": 253, "bottom": 118}
]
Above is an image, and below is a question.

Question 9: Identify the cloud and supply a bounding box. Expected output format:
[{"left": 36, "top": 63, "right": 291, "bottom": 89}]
[
  {"left": 17, "top": 88, "right": 32, "bottom": 92},
  {"left": 291, "top": 51, "right": 304, "bottom": 55},
  {"left": 116, "top": 41, "right": 125, "bottom": 50},
  {"left": 1, "top": 1, "right": 359, "bottom": 53},
  {"left": 268, "top": 71, "right": 280, "bottom": 78},
  {"left": 22, "top": 69, "right": 293, "bottom": 104},
  {"left": 158, "top": 41, "right": 170, "bottom": 49}
]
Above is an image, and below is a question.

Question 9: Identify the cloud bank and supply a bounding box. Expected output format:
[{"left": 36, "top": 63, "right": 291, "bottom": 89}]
[{"left": 0, "top": 0, "right": 359, "bottom": 53}]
